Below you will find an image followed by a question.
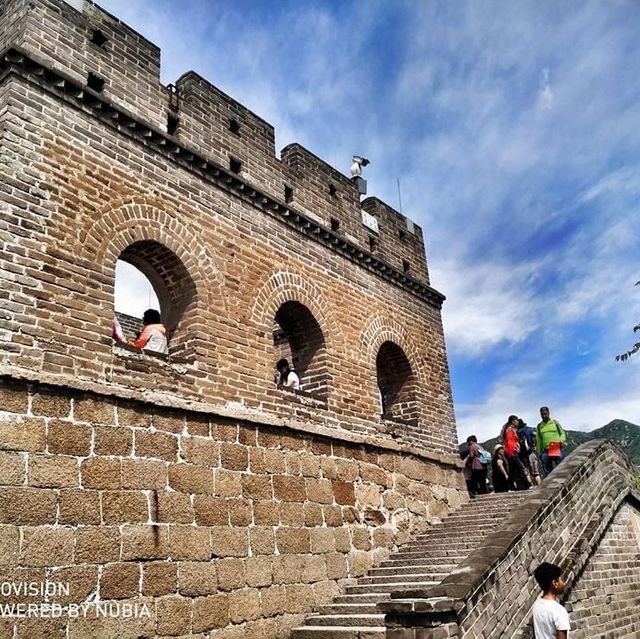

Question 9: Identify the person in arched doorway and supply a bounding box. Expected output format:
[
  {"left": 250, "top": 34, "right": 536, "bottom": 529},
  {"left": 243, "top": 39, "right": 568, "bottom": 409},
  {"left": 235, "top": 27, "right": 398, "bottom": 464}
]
[
  {"left": 492, "top": 444, "right": 510, "bottom": 493},
  {"left": 275, "top": 358, "right": 300, "bottom": 390},
  {"left": 128, "top": 309, "right": 167, "bottom": 354}
]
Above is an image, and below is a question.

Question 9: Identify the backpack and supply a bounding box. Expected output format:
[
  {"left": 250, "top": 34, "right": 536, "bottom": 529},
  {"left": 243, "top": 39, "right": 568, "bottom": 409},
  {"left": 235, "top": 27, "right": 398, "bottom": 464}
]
[{"left": 478, "top": 447, "right": 492, "bottom": 465}]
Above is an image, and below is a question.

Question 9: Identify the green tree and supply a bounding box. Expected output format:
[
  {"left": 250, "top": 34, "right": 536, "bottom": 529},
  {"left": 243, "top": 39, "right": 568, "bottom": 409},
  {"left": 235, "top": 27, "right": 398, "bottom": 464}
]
[{"left": 616, "top": 281, "right": 640, "bottom": 362}]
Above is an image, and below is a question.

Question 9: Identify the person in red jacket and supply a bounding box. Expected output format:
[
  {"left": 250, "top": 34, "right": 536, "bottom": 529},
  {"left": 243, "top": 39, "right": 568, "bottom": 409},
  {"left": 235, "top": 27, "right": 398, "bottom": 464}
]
[{"left": 501, "top": 415, "right": 531, "bottom": 490}]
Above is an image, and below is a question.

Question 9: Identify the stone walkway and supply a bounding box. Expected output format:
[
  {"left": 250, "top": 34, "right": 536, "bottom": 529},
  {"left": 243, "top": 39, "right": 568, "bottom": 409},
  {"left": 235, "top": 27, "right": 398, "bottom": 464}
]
[{"left": 291, "top": 491, "right": 529, "bottom": 638}]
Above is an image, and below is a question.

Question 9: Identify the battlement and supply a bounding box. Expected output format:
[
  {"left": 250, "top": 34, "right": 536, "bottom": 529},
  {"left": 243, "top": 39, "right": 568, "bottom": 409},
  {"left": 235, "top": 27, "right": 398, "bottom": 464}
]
[
  {"left": 0, "top": 0, "right": 456, "bottom": 455},
  {"left": 0, "top": 0, "right": 432, "bottom": 282}
]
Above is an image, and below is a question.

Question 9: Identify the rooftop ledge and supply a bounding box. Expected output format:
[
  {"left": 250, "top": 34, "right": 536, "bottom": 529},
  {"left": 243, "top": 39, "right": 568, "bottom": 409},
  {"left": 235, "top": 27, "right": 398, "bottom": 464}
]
[
  {"left": 0, "top": 363, "right": 462, "bottom": 470},
  {"left": 0, "top": 47, "right": 445, "bottom": 309}
]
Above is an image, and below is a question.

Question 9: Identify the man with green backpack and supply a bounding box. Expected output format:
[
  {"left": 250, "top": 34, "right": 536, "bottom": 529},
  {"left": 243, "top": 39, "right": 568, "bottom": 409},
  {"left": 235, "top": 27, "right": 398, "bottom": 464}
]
[{"left": 536, "top": 406, "right": 566, "bottom": 477}]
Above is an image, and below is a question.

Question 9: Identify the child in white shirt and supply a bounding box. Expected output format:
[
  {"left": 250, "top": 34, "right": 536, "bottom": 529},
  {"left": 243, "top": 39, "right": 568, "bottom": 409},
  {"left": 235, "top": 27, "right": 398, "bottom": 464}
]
[{"left": 532, "top": 562, "right": 570, "bottom": 639}]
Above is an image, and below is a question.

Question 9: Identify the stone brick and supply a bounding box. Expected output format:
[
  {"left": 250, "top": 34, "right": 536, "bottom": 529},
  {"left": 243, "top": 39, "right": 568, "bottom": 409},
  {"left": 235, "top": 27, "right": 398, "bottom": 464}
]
[
  {"left": 351, "top": 526, "right": 372, "bottom": 550},
  {"left": 238, "top": 424, "right": 257, "bottom": 446},
  {"left": 182, "top": 436, "right": 218, "bottom": 466},
  {"left": 169, "top": 463, "right": 214, "bottom": 494},
  {"left": 155, "top": 595, "right": 192, "bottom": 636},
  {"left": 303, "top": 502, "right": 324, "bottom": 526},
  {"left": 310, "top": 527, "right": 336, "bottom": 554},
  {"left": 143, "top": 561, "right": 178, "bottom": 596},
  {"left": 332, "top": 480, "right": 356, "bottom": 505},
  {"left": 31, "top": 390, "right": 71, "bottom": 417},
  {"left": 81, "top": 457, "right": 121, "bottom": 489},
  {"left": 276, "top": 527, "right": 310, "bottom": 554},
  {"left": 305, "top": 478, "right": 334, "bottom": 504},
  {"left": 211, "top": 422, "right": 237, "bottom": 442},
  {"left": 0, "top": 451, "right": 25, "bottom": 484},
  {"left": 299, "top": 453, "right": 322, "bottom": 477},
  {"left": 335, "top": 459, "right": 360, "bottom": 482},
  {"left": 100, "top": 562, "right": 140, "bottom": 599},
  {"left": 284, "top": 583, "right": 316, "bottom": 613},
  {"left": 280, "top": 502, "right": 305, "bottom": 526},
  {"left": 192, "top": 594, "right": 229, "bottom": 632},
  {"left": 241, "top": 474, "right": 273, "bottom": 500},
  {"left": 75, "top": 526, "right": 120, "bottom": 563},
  {"left": 74, "top": 397, "right": 115, "bottom": 424},
  {"left": 216, "top": 558, "right": 246, "bottom": 591},
  {"left": 117, "top": 404, "right": 152, "bottom": 428},
  {"left": 249, "top": 526, "right": 276, "bottom": 555},
  {"left": 193, "top": 495, "right": 228, "bottom": 526},
  {"left": 253, "top": 500, "right": 280, "bottom": 525},
  {"left": 229, "top": 587, "right": 261, "bottom": 623},
  {"left": 246, "top": 556, "right": 273, "bottom": 587},
  {"left": 273, "top": 475, "right": 306, "bottom": 502},
  {"left": 0, "top": 526, "right": 20, "bottom": 566},
  {"left": 0, "top": 487, "right": 57, "bottom": 525},
  {"left": 121, "top": 523, "right": 170, "bottom": 560},
  {"left": 178, "top": 561, "right": 217, "bottom": 596},
  {"left": 210, "top": 526, "right": 249, "bottom": 558},
  {"left": 220, "top": 442, "right": 249, "bottom": 471},
  {"left": 49, "top": 564, "right": 98, "bottom": 604},
  {"left": 0, "top": 382, "right": 28, "bottom": 414},
  {"left": 154, "top": 410, "right": 186, "bottom": 434},
  {"left": 260, "top": 584, "right": 287, "bottom": 618},
  {"left": 333, "top": 527, "right": 352, "bottom": 552},
  {"left": 214, "top": 469, "right": 242, "bottom": 497},
  {"left": 122, "top": 458, "right": 167, "bottom": 490},
  {"left": 28, "top": 454, "right": 78, "bottom": 488},
  {"left": 325, "top": 552, "right": 348, "bottom": 579},
  {"left": 59, "top": 489, "right": 101, "bottom": 524},
  {"left": 0, "top": 417, "right": 46, "bottom": 452},
  {"left": 20, "top": 526, "right": 74, "bottom": 566},
  {"left": 94, "top": 425, "right": 133, "bottom": 456},
  {"left": 169, "top": 525, "right": 211, "bottom": 561},
  {"left": 186, "top": 415, "right": 210, "bottom": 437},
  {"left": 249, "top": 448, "right": 267, "bottom": 473},
  {"left": 228, "top": 497, "right": 252, "bottom": 526},
  {"left": 302, "top": 554, "right": 327, "bottom": 583},
  {"left": 323, "top": 504, "right": 344, "bottom": 527},
  {"left": 135, "top": 429, "right": 178, "bottom": 461},
  {"left": 101, "top": 491, "right": 149, "bottom": 523},
  {"left": 158, "top": 491, "right": 194, "bottom": 524},
  {"left": 47, "top": 421, "right": 92, "bottom": 456},
  {"left": 263, "top": 449, "right": 286, "bottom": 474}
]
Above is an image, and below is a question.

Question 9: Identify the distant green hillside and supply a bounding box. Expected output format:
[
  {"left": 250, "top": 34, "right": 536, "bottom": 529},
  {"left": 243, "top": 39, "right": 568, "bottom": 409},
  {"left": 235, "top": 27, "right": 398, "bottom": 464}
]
[{"left": 461, "top": 419, "right": 640, "bottom": 467}]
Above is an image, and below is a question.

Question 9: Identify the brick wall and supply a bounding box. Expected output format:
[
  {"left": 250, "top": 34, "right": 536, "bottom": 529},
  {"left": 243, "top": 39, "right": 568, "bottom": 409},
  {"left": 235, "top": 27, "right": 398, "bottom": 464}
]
[
  {"left": 0, "top": 378, "right": 465, "bottom": 638},
  {"left": 381, "top": 440, "right": 639, "bottom": 638},
  {"left": 0, "top": 0, "right": 456, "bottom": 453}
]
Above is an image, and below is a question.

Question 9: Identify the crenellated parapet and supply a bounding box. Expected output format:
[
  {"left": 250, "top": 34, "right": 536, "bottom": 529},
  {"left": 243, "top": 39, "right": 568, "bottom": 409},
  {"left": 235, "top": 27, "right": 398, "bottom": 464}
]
[{"left": 0, "top": 0, "right": 433, "bottom": 288}]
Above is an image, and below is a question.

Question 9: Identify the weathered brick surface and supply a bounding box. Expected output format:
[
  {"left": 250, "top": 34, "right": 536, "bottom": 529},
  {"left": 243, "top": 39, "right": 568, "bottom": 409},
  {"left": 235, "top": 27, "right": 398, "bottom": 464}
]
[{"left": 0, "top": 0, "right": 467, "bottom": 636}]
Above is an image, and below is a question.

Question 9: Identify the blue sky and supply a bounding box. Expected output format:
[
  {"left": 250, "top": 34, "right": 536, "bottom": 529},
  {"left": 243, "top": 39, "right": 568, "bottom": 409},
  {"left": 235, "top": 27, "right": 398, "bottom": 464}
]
[{"left": 103, "top": 0, "right": 640, "bottom": 442}]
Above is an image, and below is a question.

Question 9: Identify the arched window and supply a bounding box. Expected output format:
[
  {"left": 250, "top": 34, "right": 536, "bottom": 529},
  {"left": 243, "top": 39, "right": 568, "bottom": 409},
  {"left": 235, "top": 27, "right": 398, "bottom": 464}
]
[
  {"left": 114, "top": 240, "right": 198, "bottom": 359},
  {"left": 376, "top": 341, "right": 418, "bottom": 423},
  {"left": 274, "top": 301, "right": 328, "bottom": 398}
]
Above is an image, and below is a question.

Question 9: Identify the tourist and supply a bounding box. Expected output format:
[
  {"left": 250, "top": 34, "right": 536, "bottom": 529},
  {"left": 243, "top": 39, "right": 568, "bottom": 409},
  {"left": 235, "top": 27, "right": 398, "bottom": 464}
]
[
  {"left": 491, "top": 444, "right": 510, "bottom": 493},
  {"left": 275, "top": 358, "right": 300, "bottom": 389},
  {"left": 466, "top": 435, "right": 488, "bottom": 495},
  {"left": 532, "top": 562, "right": 570, "bottom": 639},
  {"left": 518, "top": 418, "right": 541, "bottom": 487},
  {"left": 112, "top": 316, "right": 125, "bottom": 342},
  {"left": 460, "top": 449, "right": 474, "bottom": 496},
  {"left": 536, "top": 407, "right": 566, "bottom": 477},
  {"left": 127, "top": 309, "right": 168, "bottom": 354},
  {"left": 502, "top": 415, "right": 531, "bottom": 490}
]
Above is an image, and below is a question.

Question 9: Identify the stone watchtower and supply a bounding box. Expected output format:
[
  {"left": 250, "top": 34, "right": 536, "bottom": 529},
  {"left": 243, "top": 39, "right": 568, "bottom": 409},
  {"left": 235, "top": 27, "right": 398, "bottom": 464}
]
[{"left": 0, "top": 1, "right": 464, "bottom": 636}]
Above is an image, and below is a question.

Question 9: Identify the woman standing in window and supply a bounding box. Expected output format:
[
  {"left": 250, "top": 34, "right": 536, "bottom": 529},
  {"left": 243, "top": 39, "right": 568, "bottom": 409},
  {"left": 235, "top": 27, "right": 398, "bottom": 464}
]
[{"left": 128, "top": 309, "right": 168, "bottom": 354}]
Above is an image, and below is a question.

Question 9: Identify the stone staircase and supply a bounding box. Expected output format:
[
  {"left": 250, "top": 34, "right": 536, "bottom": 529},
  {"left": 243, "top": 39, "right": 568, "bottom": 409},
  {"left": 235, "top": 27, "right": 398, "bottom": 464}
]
[{"left": 291, "top": 491, "right": 529, "bottom": 638}]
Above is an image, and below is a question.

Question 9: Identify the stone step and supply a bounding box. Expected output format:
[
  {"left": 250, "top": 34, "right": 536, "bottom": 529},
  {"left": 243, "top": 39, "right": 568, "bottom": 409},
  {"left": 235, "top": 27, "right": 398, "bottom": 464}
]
[
  {"left": 345, "top": 581, "right": 438, "bottom": 595},
  {"left": 369, "top": 563, "right": 456, "bottom": 576},
  {"left": 290, "top": 626, "right": 386, "bottom": 638},
  {"left": 379, "top": 557, "right": 457, "bottom": 567},
  {"left": 317, "top": 603, "right": 380, "bottom": 615},
  {"left": 334, "top": 594, "right": 391, "bottom": 605},
  {"left": 307, "top": 614, "right": 385, "bottom": 627},
  {"left": 359, "top": 572, "right": 448, "bottom": 585}
]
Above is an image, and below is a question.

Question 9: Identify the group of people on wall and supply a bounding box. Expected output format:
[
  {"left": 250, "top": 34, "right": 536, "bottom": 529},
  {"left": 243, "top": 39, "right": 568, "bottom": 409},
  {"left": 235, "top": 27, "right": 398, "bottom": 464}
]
[
  {"left": 113, "top": 309, "right": 302, "bottom": 391},
  {"left": 463, "top": 406, "right": 567, "bottom": 495}
]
